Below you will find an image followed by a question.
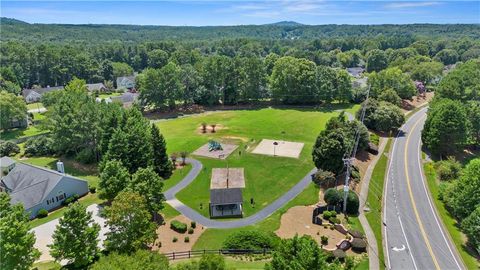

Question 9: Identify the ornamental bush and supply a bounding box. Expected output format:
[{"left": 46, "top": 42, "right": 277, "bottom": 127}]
[
  {"left": 0, "top": 141, "right": 20, "bottom": 157},
  {"left": 312, "top": 169, "right": 336, "bottom": 187},
  {"left": 321, "top": 236, "right": 328, "bottom": 245},
  {"left": 346, "top": 191, "right": 360, "bottom": 215},
  {"left": 170, "top": 220, "right": 187, "bottom": 233},
  {"left": 329, "top": 217, "right": 341, "bottom": 224},
  {"left": 188, "top": 228, "right": 194, "bottom": 234},
  {"left": 349, "top": 230, "right": 364, "bottom": 239},
  {"left": 222, "top": 230, "right": 280, "bottom": 250},
  {"left": 37, "top": 209, "right": 48, "bottom": 218},
  {"left": 24, "top": 136, "right": 55, "bottom": 156},
  {"left": 324, "top": 188, "right": 341, "bottom": 206},
  {"left": 190, "top": 221, "right": 196, "bottom": 228}
]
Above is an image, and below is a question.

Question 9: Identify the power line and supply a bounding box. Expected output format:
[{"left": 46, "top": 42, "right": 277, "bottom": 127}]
[{"left": 342, "top": 86, "right": 370, "bottom": 213}]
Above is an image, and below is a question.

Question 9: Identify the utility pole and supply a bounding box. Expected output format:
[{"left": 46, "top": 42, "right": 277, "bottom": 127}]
[{"left": 342, "top": 86, "right": 370, "bottom": 213}]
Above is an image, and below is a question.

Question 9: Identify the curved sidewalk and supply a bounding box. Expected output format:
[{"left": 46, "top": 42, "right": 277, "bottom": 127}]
[{"left": 164, "top": 158, "right": 315, "bottom": 229}]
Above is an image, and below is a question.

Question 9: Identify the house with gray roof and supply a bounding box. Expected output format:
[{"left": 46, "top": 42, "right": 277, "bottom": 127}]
[
  {"left": 0, "top": 157, "right": 88, "bottom": 219},
  {"left": 22, "top": 86, "right": 64, "bottom": 103},
  {"left": 116, "top": 76, "right": 136, "bottom": 91},
  {"left": 111, "top": 92, "right": 139, "bottom": 108},
  {"left": 86, "top": 83, "right": 107, "bottom": 92}
]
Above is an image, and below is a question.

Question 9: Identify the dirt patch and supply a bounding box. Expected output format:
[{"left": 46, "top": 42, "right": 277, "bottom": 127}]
[
  {"left": 197, "top": 124, "right": 225, "bottom": 134},
  {"left": 252, "top": 139, "right": 304, "bottom": 158},
  {"left": 275, "top": 206, "right": 348, "bottom": 250},
  {"left": 222, "top": 135, "right": 249, "bottom": 142},
  {"left": 152, "top": 215, "right": 205, "bottom": 253},
  {"left": 354, "top": 150, "right": 375, "bottom": 179},
  {"left": 401, "top": 92, "right": 434, "bottom": 113}
]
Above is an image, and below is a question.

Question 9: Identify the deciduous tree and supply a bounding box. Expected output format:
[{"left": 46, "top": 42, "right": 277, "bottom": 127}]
[
  {"left": 105, "top": 191, "right": 157, "bottom": 253},
  {"left": 48, "top": 202, "right": 100, "bottom": 267},
  {"left": 99, "top": 159, "right": 131, "bottom": 201}
]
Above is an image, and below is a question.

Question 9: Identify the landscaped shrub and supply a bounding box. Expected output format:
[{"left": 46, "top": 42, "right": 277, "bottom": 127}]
[
  {"left": 351, "top": 238, "right": 367, "bottom": 252},
  {"left": 332, "top": 249, "right": 346, "bottom": 259},
  {"left": 321, "top": 236, "right": 328, "bottom": 245},
  {"left": 0, "top": 141, "right": 20, "bottom": 156},
  {"left": 62, "top": 194, "right": 79, "bottom": 206},
  {"left": 89, "top": 186, "right": 96, "bottom": 193},
  {"left": 24, "top": 136, "right": 55, "bottom": 156},
  {"left": 222, "top": 230, "right": 280, "bottom": 250},
  {"left": 188, "top": 228, "right": 194, "bottom": 234},
  {"left": 191, "top": 221, "right": 196, "bottom": 228},
  {"left": 172, "top": 237, "right": 178, "bottom": 243},
  {"left": 184, "top": 237, "right": 190, "bottom": 243},
  {"left": 312, "top": 169, "right": 336, "bottom": 187},
  {"left": 170, "top": 220, "right": 188, "bottom": 233},
  {"left": 37, "top": 209, "right": 48, "bottom": 218},
  {"left": 346, "top": 191, "right": 360, "bottom": 215},
  {"left": 329, "top": 217, "right": 341, "bottom": 224},
  {"left": 324, "top": 188, "right": 341, "bottom": 206},
  {"left": 349, "top": 230, "right": 364, "bottom": 239},
  {"left": 434, "top": 158, "right": 462, "bottom": 181},
  {"left": 369, "top": 133, "right": 380, "bottom": 146}
]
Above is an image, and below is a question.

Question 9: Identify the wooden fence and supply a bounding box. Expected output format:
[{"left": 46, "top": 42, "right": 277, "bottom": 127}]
[{"left": 162, "top": 249, "right": 272, "bottom": 260}]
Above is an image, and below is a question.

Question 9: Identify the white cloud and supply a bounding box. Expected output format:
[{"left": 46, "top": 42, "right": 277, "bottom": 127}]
[{"left": 385, "top": 2, "right": 441, "bottom": 9}]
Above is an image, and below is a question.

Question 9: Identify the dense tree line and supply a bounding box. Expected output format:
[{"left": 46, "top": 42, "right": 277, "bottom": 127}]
[
  {"left": 2, "top": 18, "right": 479, "bottom": 42},
  {"left": 422, "top": 59, "right": 480, "bottom": 156},
  {"left": 1, "top": 20, "right": 479, "bottom": 93}
]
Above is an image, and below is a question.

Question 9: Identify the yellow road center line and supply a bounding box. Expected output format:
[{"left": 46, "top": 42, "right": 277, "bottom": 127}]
[{"left": 404, "top": 116, "right": 441, "bottom": 270}]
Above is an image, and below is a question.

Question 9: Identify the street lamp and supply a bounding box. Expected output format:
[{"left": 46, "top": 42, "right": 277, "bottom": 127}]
[{"left": 273, "top": 141, "right": 279, "bottom": 156}]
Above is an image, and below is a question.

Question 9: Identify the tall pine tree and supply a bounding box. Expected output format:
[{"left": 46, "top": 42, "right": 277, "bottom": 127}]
[{"left": 151, "top": 124, "right": 173, "bottom": 179}]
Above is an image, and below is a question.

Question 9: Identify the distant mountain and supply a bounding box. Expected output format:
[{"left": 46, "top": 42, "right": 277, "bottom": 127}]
[
  {"left": 0, "top": 17, "right": 29, "bottom": 25},
  {"left": 268, "top": 21, "right": 304, "bottom": 26}
]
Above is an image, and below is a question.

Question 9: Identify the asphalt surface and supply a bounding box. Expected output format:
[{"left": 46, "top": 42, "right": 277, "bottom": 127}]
[
  {"left": 165, "top": 158, "right": 315, "bottom": 228},
  {"left": 383, "top": 107, "right": 464, "bottom": 270}
]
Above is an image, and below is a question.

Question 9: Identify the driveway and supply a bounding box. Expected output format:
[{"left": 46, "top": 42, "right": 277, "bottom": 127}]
[{"left": 32, "top": 204, "right": 107, "bottom": 262}]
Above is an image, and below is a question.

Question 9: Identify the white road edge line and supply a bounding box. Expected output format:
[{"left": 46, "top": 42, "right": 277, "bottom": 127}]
[
  {"left": 415, "top": 130, "right": 463, "bottom": 270},
  {"left": 384, "top": 108, "right": 427, "bottom": 270}
]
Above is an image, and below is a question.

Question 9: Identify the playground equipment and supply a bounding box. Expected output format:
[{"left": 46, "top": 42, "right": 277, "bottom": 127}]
[{"left": 208, "top": 140, "right": 223, "bottom": 151}]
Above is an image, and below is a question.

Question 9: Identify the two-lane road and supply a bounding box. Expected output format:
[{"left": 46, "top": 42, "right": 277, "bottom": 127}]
[{"left": 383, "top": 107, "right": 464, "bottom": 270}]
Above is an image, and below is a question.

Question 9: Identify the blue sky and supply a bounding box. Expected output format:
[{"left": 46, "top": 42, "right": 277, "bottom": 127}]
[{"left": 1, "top": 1, "right": 479, "bottom": 25}]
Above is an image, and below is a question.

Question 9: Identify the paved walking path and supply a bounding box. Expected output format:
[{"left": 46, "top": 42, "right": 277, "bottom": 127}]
[
  {"left": 357, "top": 138, "right": 387, "bottom": 270},
  {"left": 165, "top": 158, "right": 315, "bottom": 228}
]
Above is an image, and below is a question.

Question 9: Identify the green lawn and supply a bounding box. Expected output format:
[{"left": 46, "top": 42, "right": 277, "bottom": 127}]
[
  {"left": 0, "top": 125, "right": 48, "bottom": 141},
  {"left": 423, "top": 162, "right": 479, "bottom": 270},
  {"left": 98, "top": 92, "right": 121, "bottom": 99},
  {"left": 157, "top": 105, "right": 359, "bottom": 218},
  {"left": 163, "top": 164, "right": 192, "bottom": 191},
  {"left": 31, "top": 260, "right": 61, "bottom": 270},
  {"left": 193, "top": 182, "right": 320, "bottom": 250},
  {"left": 364, "top": 138, "right": 391, "bottom": 270},
  {"left": 27, "top": 102, "right": 44, "bottom": 110}
]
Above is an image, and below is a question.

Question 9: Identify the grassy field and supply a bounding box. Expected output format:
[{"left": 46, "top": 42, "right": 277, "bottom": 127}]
[
  {"left": 423, "top": 162, "right": 479, "bottom": 270},
  {"left": 364, "top": 139, "right": 391, "bottom": 270},
  {"left": 171, "top": 257, "right": 267, "bottom": 269},
  {"left": 27, "top": 102, "right": 45, "bottom": 110},
  {"left": 157, "top": 105, "right": 359, "bottom": 218},
  {"left": 192, "top": 182, "right": 320, "bottom": 250},
  {"left": 98, "top": 92, "right": 121, "bottom": 98},
  {"left": 163, "top": 164, "right": 192, "bottom": 191},
  {"left": 0, "top": 125, "right": 48, "bottom": 141}
]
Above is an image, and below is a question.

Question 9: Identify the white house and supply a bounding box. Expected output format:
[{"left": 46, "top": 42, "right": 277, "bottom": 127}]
[{"left": 0, "top": 157, "right": 89, "bottom": 219}]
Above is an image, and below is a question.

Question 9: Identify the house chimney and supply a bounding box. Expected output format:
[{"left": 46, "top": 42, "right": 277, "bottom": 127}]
[{"left": 56, "top": 161, "right": 65, "bottom": 174}]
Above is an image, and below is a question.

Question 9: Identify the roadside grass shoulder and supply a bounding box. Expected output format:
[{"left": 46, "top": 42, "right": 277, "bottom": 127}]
[
  {"left": 364, "top": 138, "right": 391, "bottom": 270},
  {"left": 423, "top": 162, "right": 479, "bottom": 270}
]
